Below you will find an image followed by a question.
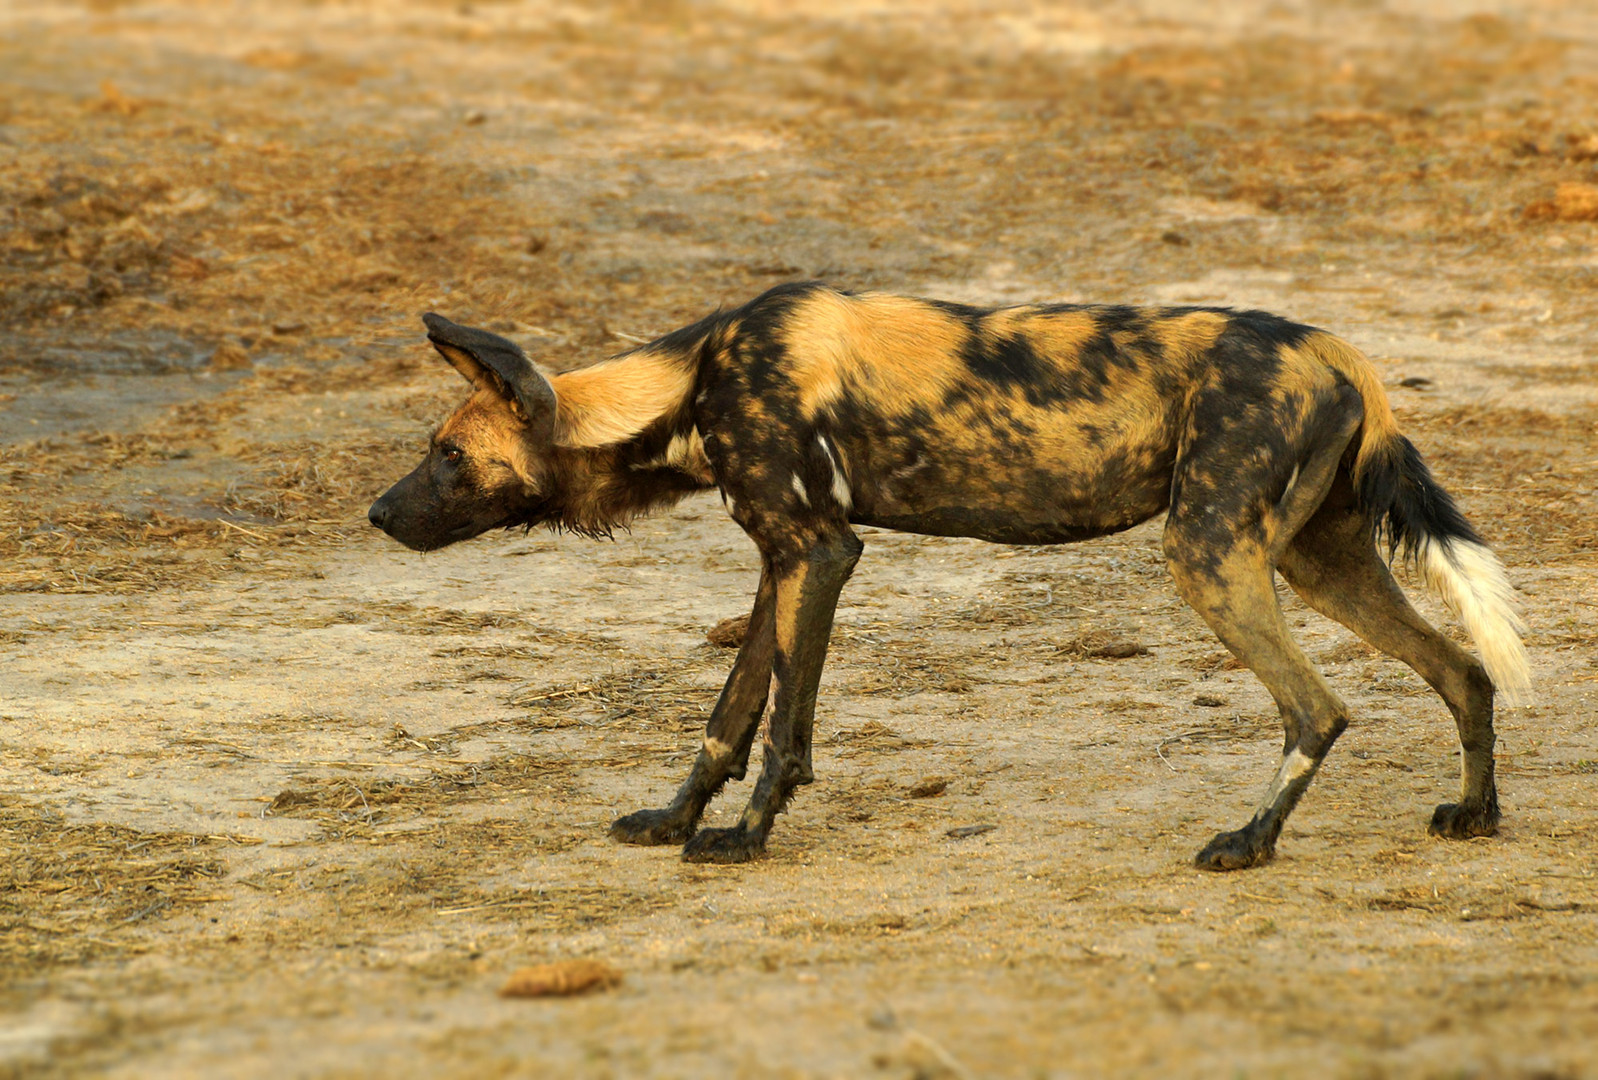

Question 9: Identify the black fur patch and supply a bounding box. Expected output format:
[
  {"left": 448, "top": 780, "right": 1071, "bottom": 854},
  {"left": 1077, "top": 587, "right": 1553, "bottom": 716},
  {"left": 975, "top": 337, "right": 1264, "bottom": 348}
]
[{"left": 1359, "top": 434, "right": 1485, "bottom": 562}]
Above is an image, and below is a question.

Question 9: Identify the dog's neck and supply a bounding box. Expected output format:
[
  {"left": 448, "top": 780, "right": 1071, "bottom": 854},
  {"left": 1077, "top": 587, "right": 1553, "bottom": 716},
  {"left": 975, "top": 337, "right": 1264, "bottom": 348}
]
[
  {"left": 538, "top": 420, "right": 714, "bottom": 538},
  {"left": 527, "top": 327, "right": 717, "bottom": 536}
]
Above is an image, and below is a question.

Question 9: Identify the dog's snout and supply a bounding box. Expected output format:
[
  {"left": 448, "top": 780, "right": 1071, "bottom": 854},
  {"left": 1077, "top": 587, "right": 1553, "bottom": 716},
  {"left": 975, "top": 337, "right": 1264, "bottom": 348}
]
[{"left": 368, "top": 499, "right": 389, "bottom": 531}]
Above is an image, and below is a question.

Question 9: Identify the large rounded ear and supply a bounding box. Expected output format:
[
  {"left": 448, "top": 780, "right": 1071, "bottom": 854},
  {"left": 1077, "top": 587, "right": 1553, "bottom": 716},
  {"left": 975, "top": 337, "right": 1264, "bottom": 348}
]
[{"left": 421, "top": 313, "right": 558, "bottom": 441}]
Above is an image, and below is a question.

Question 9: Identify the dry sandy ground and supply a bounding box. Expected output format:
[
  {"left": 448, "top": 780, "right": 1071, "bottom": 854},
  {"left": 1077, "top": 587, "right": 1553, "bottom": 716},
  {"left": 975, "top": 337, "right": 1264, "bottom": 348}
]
[{"left": 2, "top": 1, "right": 1598, "bottom": 1077}]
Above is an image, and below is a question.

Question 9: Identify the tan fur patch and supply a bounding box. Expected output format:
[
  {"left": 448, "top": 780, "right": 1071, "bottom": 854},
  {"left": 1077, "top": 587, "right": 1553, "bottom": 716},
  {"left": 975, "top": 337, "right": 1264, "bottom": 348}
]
[
  {"left": 990, "top": 311, "right": 1168, "bottom": 465},
  {"left": 1291, "top": 330, "right": 1400, "bottom": 483},
  {"left": 784, "top": 291, "right": 972, "bottom": 419},
  {"left": 437, "top": 389, "right": 542, "bottom": 491},
  {"left": 635, "top": 428, "right": 714, "bottom": 483},
  {"left": 1009, "top": 308, "right": 1101, "bottom": 358},
  {"left": 973, "top": 306, "right": 1030, "bottom": 339},
  {"left": 1150, "top": 309, "right": 1229, "bottom": 361},
  {"left": 552, "top": 350, "right": 697, "bottom": 449},
  {"left": 667, "top": 429, "right": 714, "bottom": 481},
  {"left": 772, "top": 571, "right": 806, "bottom": 649}
]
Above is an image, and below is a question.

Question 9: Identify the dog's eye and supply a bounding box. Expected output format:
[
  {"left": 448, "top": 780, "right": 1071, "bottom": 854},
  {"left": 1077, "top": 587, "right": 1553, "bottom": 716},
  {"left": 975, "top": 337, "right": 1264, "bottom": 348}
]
[{"left": 442, "top": 447, "right": 463, "bottom": 465}]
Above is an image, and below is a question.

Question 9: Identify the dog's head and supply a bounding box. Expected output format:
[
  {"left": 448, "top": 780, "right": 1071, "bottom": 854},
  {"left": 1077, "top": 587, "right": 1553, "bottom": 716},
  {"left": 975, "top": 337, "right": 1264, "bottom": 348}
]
[{"left": 368, "top": 315, "right": 559, "bottom": 551}]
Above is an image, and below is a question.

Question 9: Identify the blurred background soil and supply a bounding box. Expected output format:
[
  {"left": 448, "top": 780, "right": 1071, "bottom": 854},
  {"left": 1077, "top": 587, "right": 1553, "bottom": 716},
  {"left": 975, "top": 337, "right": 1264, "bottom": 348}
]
[{"left": 1, "top": 2, "right": 1596, "bottom": 1077}]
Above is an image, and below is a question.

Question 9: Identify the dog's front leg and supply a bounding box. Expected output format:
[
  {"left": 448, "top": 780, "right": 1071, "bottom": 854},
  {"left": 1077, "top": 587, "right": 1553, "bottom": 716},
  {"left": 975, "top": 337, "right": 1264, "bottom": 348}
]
[
  {"left": 682, "top": 531, "right": 862, "bottom": 864},
  {"left": 611, "top": 564, "right": 777, "bottom": 845}
]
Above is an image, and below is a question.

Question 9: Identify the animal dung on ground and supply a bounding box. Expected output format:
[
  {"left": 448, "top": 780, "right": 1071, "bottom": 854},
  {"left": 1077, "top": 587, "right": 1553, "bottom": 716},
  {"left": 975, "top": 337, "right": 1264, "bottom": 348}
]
[
  {"left": 1523, "top": 181, "right": 1598, "bottom": 222},
  {"left": 707, "top": 613, "right": 751, "bottom": 648},
  {"left": 1063, "top": 632, "right": 1151, "bottom": 659},
  {"left": 1193, "top": 694, "right": 1227, "bottom": 708},
  {"left": 946, "top": 824, "right": 998, "bottom": 840},
  {"left": 499, "top": 959, "right": 623, "bottom": 998},
  {"left": 1087, "top": 640, "right": 1150, "bottom": 659},
  {"left": 907, "top": 777, "right": 949, "bottom": 798}
]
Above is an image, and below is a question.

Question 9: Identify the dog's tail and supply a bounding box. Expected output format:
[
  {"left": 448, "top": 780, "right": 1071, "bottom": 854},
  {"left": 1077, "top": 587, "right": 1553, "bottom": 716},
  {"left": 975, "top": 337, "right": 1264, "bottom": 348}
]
[{"left": 1308, "top": 333, "right": 1532, "bottom": 705}]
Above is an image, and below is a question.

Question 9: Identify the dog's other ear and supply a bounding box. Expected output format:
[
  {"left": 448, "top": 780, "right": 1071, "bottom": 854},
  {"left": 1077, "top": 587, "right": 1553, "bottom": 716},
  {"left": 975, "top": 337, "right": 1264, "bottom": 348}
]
[{"left": 421, "top": 313, "right": 557, "bottom": 441}]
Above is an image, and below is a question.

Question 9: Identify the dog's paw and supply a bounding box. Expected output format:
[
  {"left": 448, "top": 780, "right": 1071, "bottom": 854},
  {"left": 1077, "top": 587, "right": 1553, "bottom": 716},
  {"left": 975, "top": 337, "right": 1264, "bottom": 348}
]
[
  {"left": 681, "top": 825, "right": 765, "bottom": 864},
  {"left": 610, "top": 808, "right": 695, "bottom": 846},
  {"left": 1428, "top": 801, "right": 1499, "bottom": 840},
  {"left": 1195, "top": 828, "right": 1273, "bottom": 872}
]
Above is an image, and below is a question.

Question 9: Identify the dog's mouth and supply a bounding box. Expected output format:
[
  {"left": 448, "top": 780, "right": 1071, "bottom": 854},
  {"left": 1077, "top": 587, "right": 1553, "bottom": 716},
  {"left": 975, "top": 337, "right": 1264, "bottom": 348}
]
[
  {"left": 373, "top": 512, "right": 504, "bottom": 553},
  {"left": 376, "top": 496, "right": 559, "bottom": 553}
]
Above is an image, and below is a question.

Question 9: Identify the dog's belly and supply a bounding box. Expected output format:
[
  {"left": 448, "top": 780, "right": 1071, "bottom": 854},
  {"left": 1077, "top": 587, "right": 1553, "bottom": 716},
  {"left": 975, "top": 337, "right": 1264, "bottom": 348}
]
[
  {"left": 850, "top": 509, "right": 1142, "bottom": 545},
  {"left": 848, "top": 453, "right": 1172, "bottom": 545}
]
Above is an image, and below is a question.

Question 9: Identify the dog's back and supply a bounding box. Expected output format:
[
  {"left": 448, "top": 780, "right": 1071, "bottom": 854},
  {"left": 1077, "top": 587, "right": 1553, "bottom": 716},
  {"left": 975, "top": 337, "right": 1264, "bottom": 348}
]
[{"left": 698, "top": 283, "right": 1362, "bottom": 546}]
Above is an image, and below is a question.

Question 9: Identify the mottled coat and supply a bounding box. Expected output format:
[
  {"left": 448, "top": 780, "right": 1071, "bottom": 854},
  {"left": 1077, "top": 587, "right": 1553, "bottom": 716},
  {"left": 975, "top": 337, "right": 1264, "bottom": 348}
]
[{"left": 369, "top": 282, "right": 1529, "bottom": 869}]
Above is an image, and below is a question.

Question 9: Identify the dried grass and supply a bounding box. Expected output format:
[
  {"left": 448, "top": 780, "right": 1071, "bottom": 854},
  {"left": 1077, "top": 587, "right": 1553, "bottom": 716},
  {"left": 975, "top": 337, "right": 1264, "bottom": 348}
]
[
  {"left": 0, "top": 797, "right": 257, "bottom": 976},
  {"left": 497, "top": 664, "right": 718, "bottom": 735},
  {"left": 825, "top": 721, "right": 933, "bottom": 759},
  {"left": 326, "top": 601, "right": 623, "bottom": 650},
  {"left": 264, "top": 754, "right": 579, "bottom": 834},
  {"left": 829, "top": 647, "right": 978, "bottom": 698},
  {"left": 222, "top": 438, "right": 409, "bottom": 526}
]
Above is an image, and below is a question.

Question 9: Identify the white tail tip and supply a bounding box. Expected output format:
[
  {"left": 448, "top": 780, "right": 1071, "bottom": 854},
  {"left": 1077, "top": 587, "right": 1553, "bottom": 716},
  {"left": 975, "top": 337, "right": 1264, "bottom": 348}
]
[{"left": 1417, "top": 537, "right": 1533, "bottom": 707}]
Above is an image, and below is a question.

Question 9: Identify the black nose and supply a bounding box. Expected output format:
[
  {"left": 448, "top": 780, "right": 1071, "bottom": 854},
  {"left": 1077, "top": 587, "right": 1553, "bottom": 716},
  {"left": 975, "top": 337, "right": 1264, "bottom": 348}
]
[{"left": 368, "top": 500, "right": 389, "bottom": 530}]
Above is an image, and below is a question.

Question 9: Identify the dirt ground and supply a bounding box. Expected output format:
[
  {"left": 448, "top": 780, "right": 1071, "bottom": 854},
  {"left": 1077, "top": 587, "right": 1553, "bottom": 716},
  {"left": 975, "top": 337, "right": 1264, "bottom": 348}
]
[{"left": 2, "top": 1, "right": 1597, "bottom": 1076}]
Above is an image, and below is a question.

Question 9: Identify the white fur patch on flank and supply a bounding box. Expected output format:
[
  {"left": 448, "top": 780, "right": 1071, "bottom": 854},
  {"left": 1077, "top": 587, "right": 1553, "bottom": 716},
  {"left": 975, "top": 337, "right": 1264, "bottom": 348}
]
[
  {"left": 1417, "top": 537, "right": 1532, "bottom": 706},
  {"left": 829, "top": 460, "right": 852, "bottom": 511},
  {"left": 817, "top": 435, "right": 852, "bottom": 511},
  {"left": 791, "top": 473, "right": 811, "bottom": 507}
]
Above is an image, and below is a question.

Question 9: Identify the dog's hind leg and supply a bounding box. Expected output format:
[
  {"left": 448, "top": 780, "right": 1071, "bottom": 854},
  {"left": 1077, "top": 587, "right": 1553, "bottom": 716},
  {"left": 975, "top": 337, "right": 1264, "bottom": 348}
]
[
  {"left": 611, "top": 564, "right": 778, "bottom": 845},
  {"left": 1169, "top": 385, "right": 1363, "bottom": 871},
  {"left": 682, "top": 530, "right": 863, "bottom": 863},
  {"left": 1169, "top": 530, "right": 1351, "bottom": 870},
  {"left": 1277, "top": 473, "right": 1499, "bottom": 840}
]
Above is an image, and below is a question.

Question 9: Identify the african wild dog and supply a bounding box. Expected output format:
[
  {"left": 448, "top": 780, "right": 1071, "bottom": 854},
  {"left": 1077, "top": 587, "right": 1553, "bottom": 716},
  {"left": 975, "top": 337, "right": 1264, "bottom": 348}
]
[{"left": 368, "top": 282, "right": 1531, "bottom": 870}]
